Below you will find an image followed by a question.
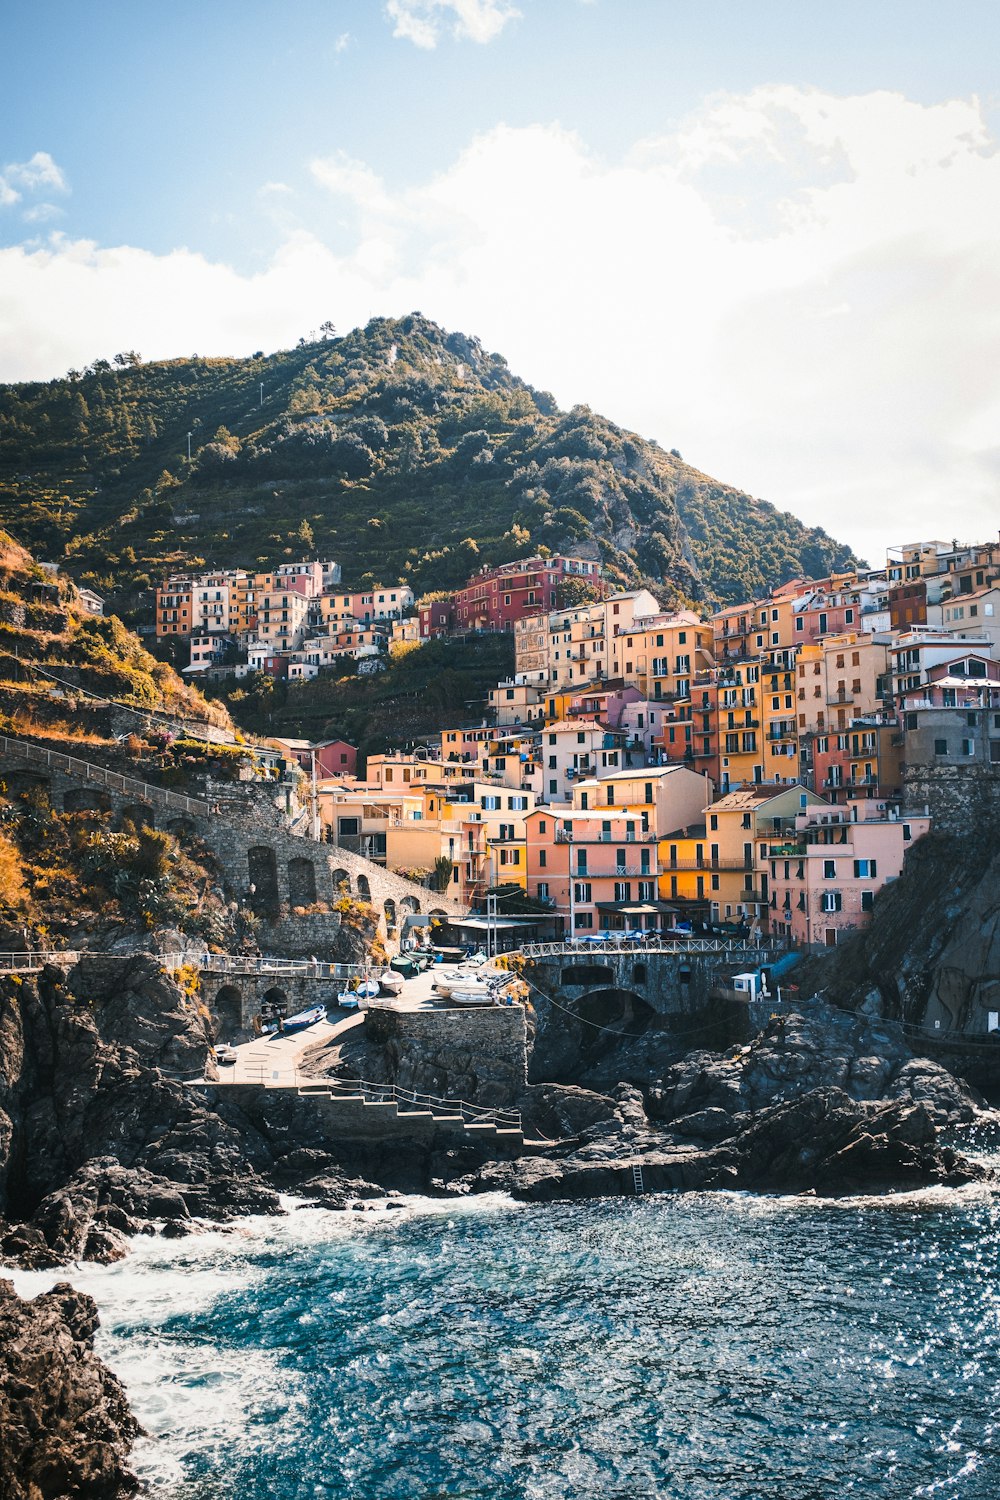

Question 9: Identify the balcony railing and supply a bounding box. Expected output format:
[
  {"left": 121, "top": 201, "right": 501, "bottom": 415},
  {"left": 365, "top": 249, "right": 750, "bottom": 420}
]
[{"left": 664, "top": 859, "right": 755, "bottom": 872}]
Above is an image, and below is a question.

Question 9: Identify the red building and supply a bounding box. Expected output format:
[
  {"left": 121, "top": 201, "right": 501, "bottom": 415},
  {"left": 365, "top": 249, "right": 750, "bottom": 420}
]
[
  {"left": 420, "top": 556, "right": 603, "bottom": 638},
  {"left": 272, "top": 737, "right": 358, "bottom": 779}
]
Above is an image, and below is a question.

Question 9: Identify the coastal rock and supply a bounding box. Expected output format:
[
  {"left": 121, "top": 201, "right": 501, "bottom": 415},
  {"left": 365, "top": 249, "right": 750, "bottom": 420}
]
[
  {"left": 885, "top": 1058, "right": 984, "bottom": 1125},
  {"left": 0, "top": 1278, "right": 138, "bottom": 1499},
  {"left": 728, "top": 1088, "right": 987, "bottom": 1194}
]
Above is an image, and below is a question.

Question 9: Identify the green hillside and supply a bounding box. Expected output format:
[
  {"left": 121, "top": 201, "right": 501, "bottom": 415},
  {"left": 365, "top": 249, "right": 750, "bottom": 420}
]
[{"left": 0, "top": 314, "right": 859, "bottom": 614}]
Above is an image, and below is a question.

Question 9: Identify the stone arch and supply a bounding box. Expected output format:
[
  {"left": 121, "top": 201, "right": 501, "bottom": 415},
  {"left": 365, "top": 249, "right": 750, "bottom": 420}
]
[
  {"left": 383, "top": 897, "right": 397, "bottom": 930},
  {"left": 288, "top": 856, "right": 317, "bottom": 906},
  {"left": 400, "top": 894, "right": 421, "bottom": 915},
  {"left": 248, "top": 846, "right": 279, "bottom": 909},
  {"left": 4, "top": 771, "right": 51, "bottom": 803},
  {"left": 356, "top": 873, "right": 371, "bottom": 901},
  {"left": 261, "top": 986, "right": 288, "bottom": 1020},
  {"left": 166, "top": 816, "right": 195, "bottom": 839},
  {"left": 211, "top": 984, "right": 244, "bottom": 1040},
  {"left": 64, "top": 787, "right": 112, "bottom": 814},
  {"left": 120, "top": 802, "right": 155, "bottom": 830},
  {"left": 561, "top": 964, "right": 615, "bottom": 988},
  {"left": 330, "top": 868, "right": 351, "bottom": 894},
  {"left": 572, "top": 988, "right": 656, "bottom": 1057},
  {"left": 632, "top": 963, "right": 648, "bottom": 986},
  {"left": 429, "top": 907, "right": 448, "bottom": 920}
]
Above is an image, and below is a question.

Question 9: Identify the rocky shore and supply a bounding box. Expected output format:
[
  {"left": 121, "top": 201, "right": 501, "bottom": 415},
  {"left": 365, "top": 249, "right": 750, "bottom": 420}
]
[
  {"left": 0, "top": 949, "right": 995, "bottom": 1490},
  {"left": 0, "top": 1278, "right": 138, "bottom": 1499}
]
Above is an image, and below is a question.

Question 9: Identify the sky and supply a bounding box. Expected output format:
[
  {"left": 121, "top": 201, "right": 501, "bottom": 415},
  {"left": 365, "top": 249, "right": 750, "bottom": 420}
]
[{"left": 3, "top": 1, "right": 1000, "bottom": 564}]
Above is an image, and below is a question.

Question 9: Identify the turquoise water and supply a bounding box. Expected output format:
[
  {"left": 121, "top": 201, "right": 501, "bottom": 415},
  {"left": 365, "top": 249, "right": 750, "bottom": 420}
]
[{"left": 14, "top": 1186, "right": 1000, "bottom": 1498}]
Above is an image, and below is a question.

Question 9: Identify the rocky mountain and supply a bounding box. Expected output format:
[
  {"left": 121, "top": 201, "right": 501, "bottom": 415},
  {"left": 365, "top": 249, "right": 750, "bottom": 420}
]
[{"left": 0, "top": 315, "right": 858, "bottom": 614}]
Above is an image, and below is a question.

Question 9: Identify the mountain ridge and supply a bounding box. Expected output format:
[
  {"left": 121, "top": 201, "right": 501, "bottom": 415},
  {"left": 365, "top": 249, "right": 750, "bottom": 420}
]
[{"left": 0, "top": 314, "right": 860, "bottom": 615}]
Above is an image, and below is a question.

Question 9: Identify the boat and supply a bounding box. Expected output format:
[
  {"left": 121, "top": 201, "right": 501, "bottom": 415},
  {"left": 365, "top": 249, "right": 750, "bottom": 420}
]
[
  {"left": 376, "top": 969, "right": 404, "bottom": 997},
  {"left": 337, "top": 990, "right": 360, "bottom": 1010},
  {"left": 448, "top": 974, "right": 508, "bottom": 1006},
  {"left": 451, "top": 982, "right": 502, "bottom": 1007},
  {"left": 279, "top": 1005, "right": 328, "bottom": 1032},
  {"left": 356, "top": 977, "right": 380, "bottom": 999}
]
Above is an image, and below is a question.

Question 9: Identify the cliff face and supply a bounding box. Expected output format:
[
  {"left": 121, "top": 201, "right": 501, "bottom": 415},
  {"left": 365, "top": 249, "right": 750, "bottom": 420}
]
[
  {"left": 802, "top": 831, "right": 1000, "bottom": 1045},
  {"left": 0, "top": 959, "right": 280, "bottom": 1266},
  {"left": 0, "top": 1278, "right": 138, "bottom": 1499}
]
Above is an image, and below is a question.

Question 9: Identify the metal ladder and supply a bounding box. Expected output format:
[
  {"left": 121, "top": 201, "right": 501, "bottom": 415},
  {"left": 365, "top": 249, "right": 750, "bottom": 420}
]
[{"left": 631, "top": 1160, "right": 645, "bottom": 1194}]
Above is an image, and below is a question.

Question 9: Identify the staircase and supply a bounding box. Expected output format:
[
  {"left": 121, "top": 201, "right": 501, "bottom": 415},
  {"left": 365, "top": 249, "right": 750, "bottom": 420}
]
[{"left": 296, "top": 1076, "right": 523, "bottom": 1145}]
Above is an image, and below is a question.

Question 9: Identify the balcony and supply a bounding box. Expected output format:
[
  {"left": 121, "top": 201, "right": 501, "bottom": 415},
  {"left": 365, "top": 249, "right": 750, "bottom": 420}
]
[{"left": 664, "top": 858, "right": 754, "bottom": 872}]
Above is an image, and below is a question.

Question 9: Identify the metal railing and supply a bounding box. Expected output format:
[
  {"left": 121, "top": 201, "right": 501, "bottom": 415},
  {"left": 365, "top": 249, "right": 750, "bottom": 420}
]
[
  {"left": 0, "top": 734, "right": 213, "bottom": 817},
  {"left": 518, "top": 939, "right": 788, "bottom": 958},
  {"left": 299, "top": 1074, "right": 522, "bottom": 1131}
]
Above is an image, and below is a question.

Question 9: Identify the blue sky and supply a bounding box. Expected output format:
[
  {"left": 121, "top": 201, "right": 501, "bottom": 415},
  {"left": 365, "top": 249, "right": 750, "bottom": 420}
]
[{"left": 3, "top": 0, "right": 1000, "bottom": 559}]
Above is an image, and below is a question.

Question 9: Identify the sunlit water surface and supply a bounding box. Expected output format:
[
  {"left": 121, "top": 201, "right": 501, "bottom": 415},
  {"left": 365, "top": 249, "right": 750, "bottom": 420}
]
[{"left": 12, "top": 1165, "right": 1000, "bottom": 1498}]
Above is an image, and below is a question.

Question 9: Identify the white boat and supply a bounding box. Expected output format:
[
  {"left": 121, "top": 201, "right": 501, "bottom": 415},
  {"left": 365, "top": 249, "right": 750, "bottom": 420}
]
[
  {"left": 376, "top": 970, "right": 404, "bottom": 996},
  {"left": 449, "top": 974, "right": 509, "bottom": 1006},
  {"left": 356, "top": 977, "right": 380, "bottom": 999},
  {"left": 337, "top": 991, "right": 360, "bottom": 1010},
  {"left": 451, "top": 984, "right": 501, "bottom": 1007}
]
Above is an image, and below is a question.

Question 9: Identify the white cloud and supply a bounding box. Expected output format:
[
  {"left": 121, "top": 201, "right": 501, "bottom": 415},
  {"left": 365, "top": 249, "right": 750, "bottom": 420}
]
[
  {"left": 0, "top": 150, "right": 69, "bottom": 209},
  {"left": 334, "top": 31, "right": 351, "bottom": 53},
  {"left": 384, "top": 0, "right": 520, "bottom": 49},
  {"left": 3, "top": 90, "right": 1000, "bottom": 559}
]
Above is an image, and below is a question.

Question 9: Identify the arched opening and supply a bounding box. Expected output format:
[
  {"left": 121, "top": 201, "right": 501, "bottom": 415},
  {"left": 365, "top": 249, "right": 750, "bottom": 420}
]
[
  {"left": 573, "top": 987, "right": 656, "bottom": 1057},
  {"left": 248, "top": 845, "right": 279, "bottom": 910},
  {"left": 330, "top": 868, "right": 350, "bottom": 893},
  {"left": 383, "top": 897, "right": 397, "bottom": 930},
  {"left": 429, "top": 907, "right": 448, "bottom": 919},
  {"left": 64, "top": 787, "right": 112, "bottom": 814},
  {"left": 212, "top": 984, "right": 243, "bottom": 1040},
  {"left": 261, "top": 986, "right": 288, "bottom": 1023},
  {"left": 120, "top": 802, "right": 154, "bottom": 830},
  {"left": 356, "top": 873, "right": 371, "bottom": 901},
  {"left": 561, "top": 964, "right": 615, "bottom": 988},
  {"left": 3, "top": 771, "right": 50, "bottom": 803},
  {"left": 400, "top": 894, "right": 420, "bottom": 915},
  {"left": 632, "top": 963, "right": 648, "bottom": 986},
  {"left": 166, "top": 816, "right": 194, "bottom": 840},
  {"left": 288, "top": 856, "right": 317, "bottom": 906}
]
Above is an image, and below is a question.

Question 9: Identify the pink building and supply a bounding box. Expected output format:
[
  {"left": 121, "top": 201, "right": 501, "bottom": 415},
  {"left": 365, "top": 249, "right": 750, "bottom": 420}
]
[
  {"left": 525, "top": 807, "right": 664, "bottom": 937},
  {"left": 764, "top": 803, "right": 930, "bottom": 950}
]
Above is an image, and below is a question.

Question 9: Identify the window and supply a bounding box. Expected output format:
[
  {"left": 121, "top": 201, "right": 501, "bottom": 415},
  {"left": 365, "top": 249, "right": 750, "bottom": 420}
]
[
  {"left": 574, "top": 910, "right": 594, "bottom": 928},
  {"left": 507, "top": 795, "right": 528, "bottom": 810},
  {"left": 821, "top": 891, "right": 842, "bottom": 913},
  {"left": 934, "top": 739, "right": 948, "bottom": 756},
  {"left": 482, "top": 795, "right": 500, "bottom": 810},
  {"left": 861, "top": 890, "right": 874, "bottom": 912},
  {"left": 538, "top": 848, "right": 547, "bottom": 868},
  {"left": 709, "top": 814, "right": 718, "bottom": 831},
  {"left": 853, "top": 859, "right": 877, "bottom": 878},
  {"left": 823, "top": 859, "right": 837, "bottom": 878},
  {"left": 573, "top": 882, "right": 592, "bottom": 903},
  {"left": 614, "top": 882, "right": 631, "bottom": 902},
  {"left": 538, "top": 820, "right": 546, "bottom": 834}
]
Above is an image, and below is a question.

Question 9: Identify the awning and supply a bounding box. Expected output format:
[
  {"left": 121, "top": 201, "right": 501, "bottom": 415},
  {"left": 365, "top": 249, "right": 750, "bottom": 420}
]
[
  {"left": 448, "top": 915, "right": 550, "bottom": 932},
  {"left": 595, "top": 901, "right": 678, "bottom": 915}
]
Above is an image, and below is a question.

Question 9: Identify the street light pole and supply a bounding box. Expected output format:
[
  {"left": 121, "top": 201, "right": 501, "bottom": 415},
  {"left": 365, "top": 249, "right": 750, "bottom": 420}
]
[{"left": 566, "top": 824, "right": 575, "bottom": 943}]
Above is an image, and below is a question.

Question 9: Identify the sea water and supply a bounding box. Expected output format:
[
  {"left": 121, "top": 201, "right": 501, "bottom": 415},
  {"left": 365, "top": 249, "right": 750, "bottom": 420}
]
[{"left": 12, "top": 1172, "right": 1000, "bottom": 1500}]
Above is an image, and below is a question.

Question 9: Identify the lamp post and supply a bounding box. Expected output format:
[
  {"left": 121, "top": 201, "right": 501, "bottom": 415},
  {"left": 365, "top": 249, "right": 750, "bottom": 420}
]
[{"left": 566, "top": 823, "right": 575, "bottom": 943}]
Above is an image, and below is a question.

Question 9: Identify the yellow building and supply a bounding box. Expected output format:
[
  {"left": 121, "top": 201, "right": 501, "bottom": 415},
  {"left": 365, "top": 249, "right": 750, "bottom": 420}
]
[
  {"left": 716, "top": 660, "right": 763, "bottom": 789},
  {"left": 760, "top": 659, "right": 799, "bottom": 784}
]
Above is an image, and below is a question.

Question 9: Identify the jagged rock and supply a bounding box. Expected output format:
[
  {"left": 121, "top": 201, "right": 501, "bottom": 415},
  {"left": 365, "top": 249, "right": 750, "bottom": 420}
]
[
  {"left": 517, "top": 1083, "right": 619, "bottom": 1139},
  {"left": 669, "top": 1108, "right": 738, "bottom": 1141},
  {"left": 885, "top": 1058, "right": 984, "bottom": 1125},
  {"left": 729, "top": 1088, "right": 987, "bottom": 1193},
  {"left": 0, "top": 1278, "right": 138, "bottom": 1499}
]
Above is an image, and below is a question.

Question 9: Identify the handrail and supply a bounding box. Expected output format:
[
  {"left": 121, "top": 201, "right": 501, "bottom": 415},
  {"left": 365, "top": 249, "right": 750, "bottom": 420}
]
[
  {"left": 305, "top": 1073, "right": 522, "bottom": 1130},
  {"left": 0, "top": 734, "right": 213, "bottom": 817},
  {"left": 517, "top": 939, "right": 788, "bottom": 958}
]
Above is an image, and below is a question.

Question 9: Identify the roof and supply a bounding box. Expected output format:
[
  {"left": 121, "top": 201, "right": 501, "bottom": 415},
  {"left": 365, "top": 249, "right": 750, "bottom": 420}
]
[
  {"left": 580, "top": 764, "right": 693, "bottom": 782},
  {"left": 709, "top": 784, "right": 801, "bottom": 811}
]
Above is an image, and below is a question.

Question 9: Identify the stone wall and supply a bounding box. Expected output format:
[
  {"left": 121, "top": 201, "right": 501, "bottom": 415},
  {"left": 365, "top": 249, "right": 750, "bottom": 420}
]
[
  {"left": 363, "top": 1004, "right": 529, "bottom": 1107},
  {"left": 903, "top": 764, "right": 1000, "bottom": 837}
]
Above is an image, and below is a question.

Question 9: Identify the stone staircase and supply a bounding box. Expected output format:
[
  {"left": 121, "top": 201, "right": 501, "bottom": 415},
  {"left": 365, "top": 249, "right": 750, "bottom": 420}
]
[{"left": 296, "top": 1078, "right": 523, "bottom": 1145}]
